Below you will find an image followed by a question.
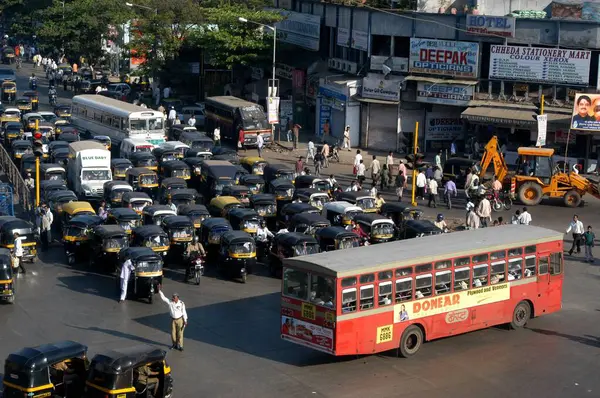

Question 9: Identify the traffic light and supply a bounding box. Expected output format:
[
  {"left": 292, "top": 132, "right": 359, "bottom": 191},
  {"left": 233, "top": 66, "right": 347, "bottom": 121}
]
[{"left": 33, "top": 131, "right": 44, "bottom": 157}]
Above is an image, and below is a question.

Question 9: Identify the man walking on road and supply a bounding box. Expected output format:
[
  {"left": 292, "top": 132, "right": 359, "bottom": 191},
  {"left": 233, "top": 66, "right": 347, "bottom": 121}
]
[
  {"left": 583, "top": 225, "right": 595, "bottom": 263},
  {"left": 256, "top": 132, "right": 264, "bottom": 158},
  {"left": 368, "top": 155, "right": 381, "bottom": 188},
  {"left": 157, "top": 285, "right": 188, "bottom": 351},
  {"left": 12, "top": 233, "right": 25, "bottom": 274},
  {"left": 566, "top": 214, "right": 585, "bottom": 256},
  {"left": 476, "top": 195, "right": 492, "bottom": 227},
  {"left": 118, "top": 256, "right": 135, "bottom": 303}
]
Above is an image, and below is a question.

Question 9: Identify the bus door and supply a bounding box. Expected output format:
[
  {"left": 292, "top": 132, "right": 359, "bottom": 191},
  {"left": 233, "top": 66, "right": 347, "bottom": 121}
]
[{"left": 546, "top": 253, "right": 563, "bottom": 312}]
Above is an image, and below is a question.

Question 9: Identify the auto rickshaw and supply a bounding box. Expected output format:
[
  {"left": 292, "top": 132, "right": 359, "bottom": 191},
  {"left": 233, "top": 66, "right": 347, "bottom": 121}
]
[
  {"left": 117, "top": 247, "right": 163, "bottom": 303},
  {"left": 103, "top": 181, "right": 134, "bottom": 207},
  {"left": 1, "top": 80, "right": 17, "bottom": 103},
  {"left": 126, "top": 167, "right": 159, "bottom": 198},
  {"left": 316, "top": 226, "right": 362, "bottom": 252},
  {"left": 218, "top": 230, "right": 256, "bottom": 283},
  {"left": 62, "top": 214, "right": 103, "bottom": 264},
  {"left": 162, "top": 216, "right": 194, "bottom": 265},
  {"left": 293, "top": 188, "right": 330, "bottom": 210},
  {"left": 41, "top": 180, "right": 68, "bottom": 203},
  {"left": 269, "top": 232, "right": 319, "bottom": 276},
  {"left": 3, "top": 121, "right": 23, "bottom": 146},
  {"left": 158, "top": 141, "right": 189, "bottom": 159},
  {"left": 249, "top": 193, "right": 277, "bottom": 230},
  {"left": 171, "top": 188, "right": 202, "bottom": 207},
  {"left": 20, "top": 153, "right": 36, "bottom": 177},
  {"left": 379, "top": 202, "right": 424, "bottom": 230},
  {"left": 288, "top": 212, "right": 331, "bottom": 237},
  {"left": 106, "top": 207, "right": 142, "bottom": 235},
  {"left": 158, "top": 177, "right": 187, "bottom": 204},
  {"left": 0, "top": 219, "right": 37, "bottom": 262},
  {"left": 122, "top": 191, "right": 153, "bottom": 214},
  {"left": 47, "top": 190, "right": 77, "bottom": 217},
  {"left": 178, "top": 204, "right": 210, "bottom": 233},
  {"left": 22, "top": 91, "right": 39, "bottom": 111},
  {"left": 322, "top": 201, "right": 364, "bottom": 226},
  {"left": 54, "top": 104, "right": 72, "bottom": 119},
  {"left": 336, "top": 191, "right": 378, "bottom": 213},
  {"left": 10, "top": 139, "right": 32, "bottom": 161},
  {"left": 182, "top": 156, "right": 205, "bottom": 185},
  {"left": 111, "top": 158, "right": 133, "bottom": 180},
  {"left": 60, "top": 201, "right": 96, "bottom": 229},
  {"left": 142, "top": 205, "right": 177, "bottom": 226},
  {"left": 1, "top": 107, "right": 21, "bottom": 125},
  {"left": 400, "top": 219, "right": 443, "bottom": 239},
  {"left": 294, "top": 175, "right": 331, "bottom": 193},
  {"left": 239, "top": 174, "right": 264, "bottom": 195},
  {"left": 2, "top": 341, "right": 89, "bottom": 398},
  {"left": 0, "top": 248, "right": 15, "bottom": 303},
  {"left": 240, "top": 156, "right": 268, "bottom": 175},
  {"left": 221, "top": 185, "right": 250, "bottom": 207},
  {"left": 49, "top": 139, "right": 69, "bottom": 155},
  {"left": 52, "top": 147, "right": 70, "bottom": 164},
  {"left": 1, "top": 47, "right": 15, "bottom": 63},
  {"left": 268, "top": 178, "right": 295, "bottom": 201},
  {"left": 86, "top": 345, "right": 173, "bottom": 398},
  {"left": 197, "top": 160, "right": 239, "bottom": 198},
  {"left": 227, "top": 208, "right": 261, "bottom": 237},
  {"left": 162, "top": 159, "right": 191, "bottom": 181},
  {"left": 57, "top": 132, "right": 79, "bottom": 144},
  {"left": 88, "top": 225, "right": 130, "bottom": 270},
  {"left": 180, "top": 131, "right": 214, "bottom": 152},
  {"left": 130, "top": 151, "right": 159, "bottom": 171},
  {"left": 208, "top": 196, "right": 243, "bottom": 217},
  {"left": 93, "top": 135, "right": 111, "bottom": 150},
  {"left": 263, "top": 163, "right": 295, "bottom": 184},
  {"left": 279, "top": 202, "right": 319, "bottom": 229},
  {"left": 153, "top": 147, "right": 179, "bottom": 170},
  {"left": 211, "top": 147, "right": 239, "bottom": 164},
  {"left": 169, "top": 124, "right": 194, "bottom": 141},
  {"left": 199, "top": 217, "right": 232, "bottom": 261},
  {"left": 353, "top": 213, "right": 396, "bottom": 244},
  {"left": 16, "top": 97, "right": 32, "bottom": 112},
  {"left": 40, "top": 163, "right": 66, "bottom": 182},
  {"left": 131, "top": 225, "right": 170, "bottom": 258}
]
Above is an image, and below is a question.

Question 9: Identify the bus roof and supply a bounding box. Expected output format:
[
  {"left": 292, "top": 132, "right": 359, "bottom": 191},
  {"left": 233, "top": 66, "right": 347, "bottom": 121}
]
[
  {"left": 72, "top": 95, "right": 163, "bottom": 119},
  {"left": 285, "top": 225, "right": 563, "bottom": 278},
  {"left": 205, "top": 96, "right": 261, "bottom": 110}
]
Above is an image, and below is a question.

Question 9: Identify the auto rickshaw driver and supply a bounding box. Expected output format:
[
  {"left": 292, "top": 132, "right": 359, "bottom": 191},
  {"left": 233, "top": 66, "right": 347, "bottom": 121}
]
[{"left": 136, "top": 363, "right": 160, "bottom": 397}]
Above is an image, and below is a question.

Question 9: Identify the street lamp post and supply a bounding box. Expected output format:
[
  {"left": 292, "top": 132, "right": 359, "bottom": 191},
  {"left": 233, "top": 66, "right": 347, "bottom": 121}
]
[
  {"left": 125, "top": 2, "right": 158, "bottom": 84},
  {"left": 238, "top": 17, "right": 278, "bottom": 142}
]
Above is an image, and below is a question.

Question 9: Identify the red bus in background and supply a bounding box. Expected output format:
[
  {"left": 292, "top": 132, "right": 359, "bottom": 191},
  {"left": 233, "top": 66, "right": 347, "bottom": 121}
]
[
  {"left": 281, "top": 225, "right": 563, "bottom": 357},
  {"left": 204, "top": 96, "right": 271, "bottom": 148}
]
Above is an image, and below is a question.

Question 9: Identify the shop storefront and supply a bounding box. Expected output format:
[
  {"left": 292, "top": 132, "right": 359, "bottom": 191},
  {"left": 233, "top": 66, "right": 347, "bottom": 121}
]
[{"left": 316, "top": 78, "right": 360, "bottom": 144}]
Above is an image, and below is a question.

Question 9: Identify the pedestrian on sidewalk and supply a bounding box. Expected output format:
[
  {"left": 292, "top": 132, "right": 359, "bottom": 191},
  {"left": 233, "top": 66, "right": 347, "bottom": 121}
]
[
  {"left": 380, "top": 164, "right": 389, "bottom": 191},
  {"left": 286, "top": 125, "right": 292, "bottom": 142},
  {"left": 353, "top": 150, "right": 362, "bottom": 176},
  {"left": 427, "top": 177, "right": 438, "bottom": 208},
  {"left": 435, "top": 150, "right": 442, "bottom": 170},
  {"left": 40, "top": 205, "right": 52, "bottom": 251},
  {"left": 584, "top": 225, "right": 595, "bottom": 263},
  {"left": 307, "top": 140, "right": 315, "bottom": 161},
  {"left": 416, "top": 169, "right": 426, "bottom": 200},
  {"left": 395, "top": 171, "right": 406, "bottom": 201},
  {"left": 295, "top": 157, "right": 304, "bottom": 174},
  {"left": 343, "top": 126, "right": 351, "bottom": 151},
  {"left": 118, "top": 255, "right": 135, "bottom": 303},
  {"left": 356, "top": 160, "right": 366, "bottom": 185},
  {"left": 566, "top": 214, "right": 584, "bottom": 256},
  {"left": 321, "top": 142, "right": 329, "bottom": 168},
  {"left": 369, "top": 155, "right": 381, "bottom": 188},
  {"left": 433, "top": 166, "right": 442, "bottom": 186},
  {"left": 444, "top": 177, "right": 457, "bottom": 209},
  {"left": 518, "top": 207, "right": 532, "bottom": 225},
  {"left": 292, "top": 123, "right": 301, "bottom": 149},
  {"left": 476, "top": 195, "right": 492, "bottom": 227},
  {"left": 157, "top": 285, "right": 188, "bottom": 351},
  {"left": 256, "top": 132, "right": 264, "bottom": 158},
  {"left": 386, "top": 151, "right": 394, "bottom": 168}
]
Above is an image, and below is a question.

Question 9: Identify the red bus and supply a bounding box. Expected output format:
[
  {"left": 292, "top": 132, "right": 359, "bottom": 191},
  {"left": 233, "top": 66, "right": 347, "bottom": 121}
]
[{"left": 281, "top": 225, "right": 563, "bottom": 357}]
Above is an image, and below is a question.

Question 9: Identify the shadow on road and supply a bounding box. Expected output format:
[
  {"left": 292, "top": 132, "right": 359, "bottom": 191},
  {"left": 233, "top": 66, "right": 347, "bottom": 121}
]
[
  {"left": 528, "top": 328, "right": 600, "bottom": 348},
  {"left": 56, "top": 271, "right": 116, "bottom": 299},
  {"left": 65, "top": 324, "right": 170, "bottom": 348}
]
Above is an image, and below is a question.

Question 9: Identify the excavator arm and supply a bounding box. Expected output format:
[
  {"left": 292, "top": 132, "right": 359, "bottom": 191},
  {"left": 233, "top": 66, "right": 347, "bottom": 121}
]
[
  {"left": 478, "top": 136, "right": 509, "bottom": 182},
  {"left": 569, "top": 173, "right": 600, "bottom": 200}
]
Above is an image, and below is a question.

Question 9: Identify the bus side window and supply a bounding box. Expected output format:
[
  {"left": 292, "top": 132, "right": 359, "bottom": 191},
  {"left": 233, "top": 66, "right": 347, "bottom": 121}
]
[
  {"left": 538, "top": 257, "right": 549, "bottom": 275},
  {"left": 415, "top": 274, "right": 432, "bottom": 298},
  {"left": 524, "top": 256, "right": 536, "bottom": 277},
  {"left": 490, "top": 261, "right": 506, "bottom": 284},
  {"left": 395, "top": 277, "right": 412, "bottom": 303},
  {"left": 508, "top": 258, "right": 523, "bottom": 280},
  {"left": 550, "top": 253, "right": 562, "bottom": 275},
  {"left": 472, "top": 264, "right": 489, "bottom": 287},
  {"left": 378, "top": 281, "right": 393, "bottom": 306},
  {"left": 435, "top": 270, "right": 451, "bottom": 294},
  {"left": 342, "top": 288, "right": 357, "bottom": 313},
  {"left": 453, "top": 267, "right": 470, "bottom": 291},
  {"left": 360, "top": 285, "right": 375, "bottom": 310}
]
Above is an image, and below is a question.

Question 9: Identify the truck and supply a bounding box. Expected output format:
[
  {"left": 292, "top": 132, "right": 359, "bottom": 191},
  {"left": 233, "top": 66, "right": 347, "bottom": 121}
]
[
  {"left": 479, "top": 136, "right": 600, "bottom": 207},
  {"left": 67, "top": 141, "right": 112, "bottom": 200}
]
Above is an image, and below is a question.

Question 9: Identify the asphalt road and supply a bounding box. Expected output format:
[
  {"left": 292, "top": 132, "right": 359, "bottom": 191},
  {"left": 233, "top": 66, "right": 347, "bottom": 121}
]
[{"left": 1, "top": 62, "right": 600, "bottom": 398}]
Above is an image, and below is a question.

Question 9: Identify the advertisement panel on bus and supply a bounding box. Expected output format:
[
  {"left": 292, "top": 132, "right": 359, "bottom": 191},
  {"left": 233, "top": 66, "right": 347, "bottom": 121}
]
[{"left": 281, "top": 316, "right": 334, "bottom": 353}]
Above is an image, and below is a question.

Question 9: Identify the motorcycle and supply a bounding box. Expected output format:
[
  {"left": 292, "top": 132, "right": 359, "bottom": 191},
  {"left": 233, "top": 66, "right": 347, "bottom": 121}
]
[
  {"left": 184, "top": 253, "right": 204, "bottom": 285},
  {"left": 16, "top": 58, "right": 22, "bottom": 69},
  {"left": 29, "top": 79, "right": 37, "bottom": 90},
  {"left": 49, "top": 93, "right": 57, "bottom": 106},
  {"left": 329, "top": 141, "right": 340, "bottom": 163},
  {"left": 488, "top": 190, "right": 512, "bottom": 212},
  {"left": 255, "top": 237, "right": 271, "bottom": 263}
]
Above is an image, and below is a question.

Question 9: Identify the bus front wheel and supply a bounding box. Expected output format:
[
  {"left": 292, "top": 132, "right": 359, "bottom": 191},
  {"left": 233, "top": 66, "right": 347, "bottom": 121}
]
[
  {"left": 510, "top": 301, "right": 531, "bottom": 329},
  {"left": 398, "top": 325, "right": 423, "bottom": 358}
]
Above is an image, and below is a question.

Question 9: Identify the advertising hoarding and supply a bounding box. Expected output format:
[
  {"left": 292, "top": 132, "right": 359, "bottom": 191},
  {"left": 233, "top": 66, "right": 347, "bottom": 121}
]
[{"left": 409, "top": 38, "right": 480, "bottom": 79}]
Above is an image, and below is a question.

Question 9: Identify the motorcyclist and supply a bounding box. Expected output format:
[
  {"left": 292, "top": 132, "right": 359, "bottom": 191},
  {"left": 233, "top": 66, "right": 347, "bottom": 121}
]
[
  {"left": 48, "top": 85, "right": 57, "bottom": 104},
  {"left": 184, "top": 236, "right": 206, "bottom": 281},
  {"left": 256, "top": 220, "right": 274, "bottom": 258},
  {"left": 434, "top": 213, "right": 449, "bottom": 233},
  {"left": 29, "top": 73, "right": 37, "bottom": 89}
]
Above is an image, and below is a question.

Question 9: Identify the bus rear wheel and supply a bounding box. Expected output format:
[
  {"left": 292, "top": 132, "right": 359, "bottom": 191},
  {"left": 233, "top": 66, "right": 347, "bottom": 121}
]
[
  {"left": 510, "top": 301, "right": 531, "bottom": 329},
  {"left": 398, "top": 325, "right": 423, "bottom": 358}
]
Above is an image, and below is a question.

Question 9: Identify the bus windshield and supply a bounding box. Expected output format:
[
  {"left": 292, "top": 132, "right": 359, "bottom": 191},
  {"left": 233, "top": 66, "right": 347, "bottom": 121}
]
[
  {"left": 240, "top": 105, "right": 268, "bottom": 130},
  {"left": 149, "top": 117, "right": 163, "bottom": 131},
  {"left": 130, "top": 119, "right": 147, "bottom": 131},
  {"left": 82, "top": 170, "right": 110, "bottom": 180}
]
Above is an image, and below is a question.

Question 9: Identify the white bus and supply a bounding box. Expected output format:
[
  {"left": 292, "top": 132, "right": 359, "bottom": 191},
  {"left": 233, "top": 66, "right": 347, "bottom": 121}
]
[{"left": 71, "top": 94, "right": 166, "bottom": 146}]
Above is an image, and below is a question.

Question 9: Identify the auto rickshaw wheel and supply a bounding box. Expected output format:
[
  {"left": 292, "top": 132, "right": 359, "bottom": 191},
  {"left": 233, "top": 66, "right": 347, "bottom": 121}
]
[
  {"left": 148, "top": 293, "right": 154, "bottom": 304},
  {"left": 7, "top": 296, "right": 14, "bottom": 304}
]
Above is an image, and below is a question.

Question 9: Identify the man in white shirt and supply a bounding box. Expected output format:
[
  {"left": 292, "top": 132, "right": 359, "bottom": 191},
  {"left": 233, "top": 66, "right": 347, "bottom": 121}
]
[
  {"left": 386, "top": 151, "right": 394, "bottom": 167},
  {"left": 566, "top": 214, "right": 585, "bottom": 255},
  {"left": 119, "top": 257, "right": 135, "bottom": 303},
  {"left": 167, "top": 107, "right": 177, "bottom": 126},
  {"left": 353, "top": 150, "right": 362, "bottom": 175},
  {"left": 465, "top": 202, "right": 480, "bottom": 229},
  {"left": 95, "top": 84, "right": 103, "bottom": 94},
  {"left": 476, "top": 196, "right": 492, "bottom": 227},
  {"left": 427, "top": 177, "right": 438, "bottom": 208},
  {"left": 157, "top": 285, "right": 188, "bottom": 351},
  {"left": 343, "top": 126, "right": 351, "bottom": 150},
  {"left": 256, "top": 221, "right": 274, "bottom": 242},
  {"left": 326, "top": 174, "right": 337, "bottom": 188},
  {"left": 435, "top": 150, "right": 442, "bottom": 170},
  {"left": 188, "top": 115, "right": 196, "bottom": 127},
  {"left": 306, "top": 140, "right": 315, "bottom": 160},
  {"left": 369, "top": 155, "right": 381, "bottom": 187},
  {"left": 256, "top": 132, "right": 264, "bottom": 158},
  {"left": 518, "top": 206, "right": 532, "bottom": 225},
  {"left": 213, "top": 127, "right": 221, "bottom": 146},
  {"left": 415, "top": 170, "right": 426, "bottom": 200},
  {"left": 356, "top": 160, "right": 366, "bottom": 185},
  {"left": 13, "top": 232, "right": 25, "bottom": 274}
]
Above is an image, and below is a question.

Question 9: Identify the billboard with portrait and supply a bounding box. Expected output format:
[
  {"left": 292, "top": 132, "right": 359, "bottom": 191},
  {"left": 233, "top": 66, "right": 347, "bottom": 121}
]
[{"left": 571, "top": 93, "right": 600, "bottom": 131}]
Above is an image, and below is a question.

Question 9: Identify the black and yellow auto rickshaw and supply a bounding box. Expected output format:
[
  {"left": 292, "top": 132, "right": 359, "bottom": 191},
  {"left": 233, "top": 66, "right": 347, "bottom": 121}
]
[
  {"left": 227, "top": 208, "right": 261, "bottom": 237},
  {"left": 1, "top": 47, "right": 15, "bottom": 63},
  {"left": 10, "top": 139, "right": 32, "bottom": 161},
  {"left": 269, "top": 232, "right": 319, "bottom": 276},
  {"left": 60, "top": 201, "right": 96, "bottom": 229},
  {"left": 353, "top": 213, "right": 396, "bottom": 244},
  {"left": 162, "top": 160, "right": 191, "bottom": 182},
  {"left": 197, "top": 160, "right": 239, "bottom": 198},
  {"left": 294, "top": 175, "right": 331, "bottom": 193},
  {"left": 293, "top": 188, "right": 330, "bottom": 210},
  {"left": 122, "top": 191, "right": 153, "bottom": 214},
  {"left": 218, "top": 231, "right": 256, "bottom": 283},
  {"left": 211, "top": 147, "right": 239, "bottom": 164},
  {"left": 86, "top": 345, "right": 173, "bottom": 398},
  {"left": 153, "top": 147, "right": 179, "bottom": 170},
  {"left": 288, "top": 212, "right": 331, "bottom": 237},
  {"left": 162, "top": 216, "right": 194, "bottom": 265},
  {"left": 103, "top": 181, "right": 133, "bottom": 207},
  {"left": 16, "top": 97, "right": 32, "bottom": 113},
  {"left": 278, "top": 202, "right": 319, "bottom": 229},
  {"left": 240, "top": 156, "right": 268, "bottom": 175},
  {"left": 208, "top": 196, "right": 243, "bottom": 218},
  {"left": 182, "top": 157, "right": 204, "bottom": 189},
  {"left": 88, "top": 225, "right": 130, "bottom": 270},
  {"left": 117, "top": 247, "right": 163, "bottom": 303},
  {"left": 49, "top": 139, "right": 69, "bottom": 156},
  {"left": 221, "top": 185, "right": 250, "bottom": 207},
  {"left": 180, "top": 130, "right": 214, "bottom": 152},
  {"left": 1, "top": 80, "right": 17, "bottom": 103},
  {"left": 54, "top": 104, "right": 72, "bottom": 120},
  {"left": 337, "top": 191, "right": 378, "bottom": 213},
  {"left": 0, "top": 248, "right": 15, "bottom": 303},
  {"left": 263, "top": 163, "right": 295, "bottom": 184},
  {"left": 2, "top": 341, "right": 89, "bottom": 398},
  {"left": 3, "top": 121, "right": 23, "bottom": 146},
  {"left": 379, "top": 202, "right": 423, "bottom": 230},
  {"left": 0, "top": 218, "right": 37, "bottom": 262},
  {"left": 92, "top": 135, "right": 111, "bottom": 151},
  {"left": 158, "top": 177, "right": 187, "bottom": 204},
  {"left": 315, "top": 226, "right": 361, "bottom": 252},
  {"left": 111, "top": 158, "right": 133, "bottom": 180},
  {"left": 249, "top": 193, "right": 277, "bottom": 230},
  {"left": 400, "top": 219, "right": 443, "bottom": 239},
  {"left": 129, "top": 151, "right": 159, "bottom": 171},
  {"left": 106, "top": 207, "right": 142, "bottom": 236},
  {"left": 20, "top": 153, "right": 36, "bottom": 177},
  {"left": 321, "top": 201, "right": 363, "bottom": 227},
  {"left": 62, "top": 214, "right": 103, "bottom": 265},
  {"left": 48, "top": 190, "right": 78, "bottom": 218},
  {"left": 170, "top": 188, "right": 202, "bottom": 207},
  {"left": 142, "top": 205, "right": 177, "bottom": 226},
  {"left": 238, "top": 174, "right": 264, "bottom": 195},
  {"left": 177, "top": 204, "right": 210, "bottom": 233},
  {"left": 199, "top": 217, "right": 232, "bottom": 260},
  {"left": 41, "top": 180, "right": 68, "bottom": 203},
  {"left": 22, "top": 91, "right": 39, "bottom": 111},
  {"left": 39, "top": 163, "right": 66, "bottom": 182},
  {"left": 126, "top": 167, "right": 159, "bottom": 198},
  {"left": 131, "top": 225, "right": 170, "bottom": 258}
]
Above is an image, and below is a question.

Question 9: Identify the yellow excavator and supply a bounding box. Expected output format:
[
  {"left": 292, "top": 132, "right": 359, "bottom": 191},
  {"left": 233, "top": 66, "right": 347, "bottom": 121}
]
[{"left": 478, "top": 136, "right": 600, "bottom": 207}]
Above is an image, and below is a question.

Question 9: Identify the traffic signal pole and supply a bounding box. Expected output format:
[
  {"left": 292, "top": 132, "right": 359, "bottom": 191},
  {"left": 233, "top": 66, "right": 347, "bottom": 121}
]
[
  {"left": 35, "top": 156, "right": 40, "bottom": 206},
  {"left": 411, "top": 122, "right": 419, "bottom": 207}
]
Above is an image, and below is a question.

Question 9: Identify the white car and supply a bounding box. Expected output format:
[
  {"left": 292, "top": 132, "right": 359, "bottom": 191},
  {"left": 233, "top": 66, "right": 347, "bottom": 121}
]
[{"left": 107, "top": 83, "right": 131, "bottom": 96}]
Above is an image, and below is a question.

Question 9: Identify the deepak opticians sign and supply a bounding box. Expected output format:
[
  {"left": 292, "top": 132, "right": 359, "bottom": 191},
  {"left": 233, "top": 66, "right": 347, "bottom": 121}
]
[
  {"left": 409, "top": 38, "right": 480, "bottom": 79},
  {"left": 416, "top": 82, "right": 474, "bottom": 106}
]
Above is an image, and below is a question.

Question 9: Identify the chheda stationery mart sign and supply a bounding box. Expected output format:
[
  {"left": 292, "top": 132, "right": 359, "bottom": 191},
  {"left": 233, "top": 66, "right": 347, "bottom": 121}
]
[{"left": 409, "top": 38, "right": 480, "bottom": 79}]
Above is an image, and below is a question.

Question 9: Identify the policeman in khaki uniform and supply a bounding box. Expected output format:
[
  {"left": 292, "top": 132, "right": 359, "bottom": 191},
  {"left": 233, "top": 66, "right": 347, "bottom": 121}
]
[{"left": 157, "top": 284, "right": 188, "bottom": 351}]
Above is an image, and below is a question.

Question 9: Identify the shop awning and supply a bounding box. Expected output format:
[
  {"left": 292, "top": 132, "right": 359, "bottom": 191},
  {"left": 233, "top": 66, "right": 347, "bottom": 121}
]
[
  {"left": 352, "top": 95, "right": 399, "bottom": 105},
  {"left": 404, "top": 76, "right": 478, "bottom": 86},
  {"left": 461, "top": 106, "right": 571, "bottom": 126}
]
